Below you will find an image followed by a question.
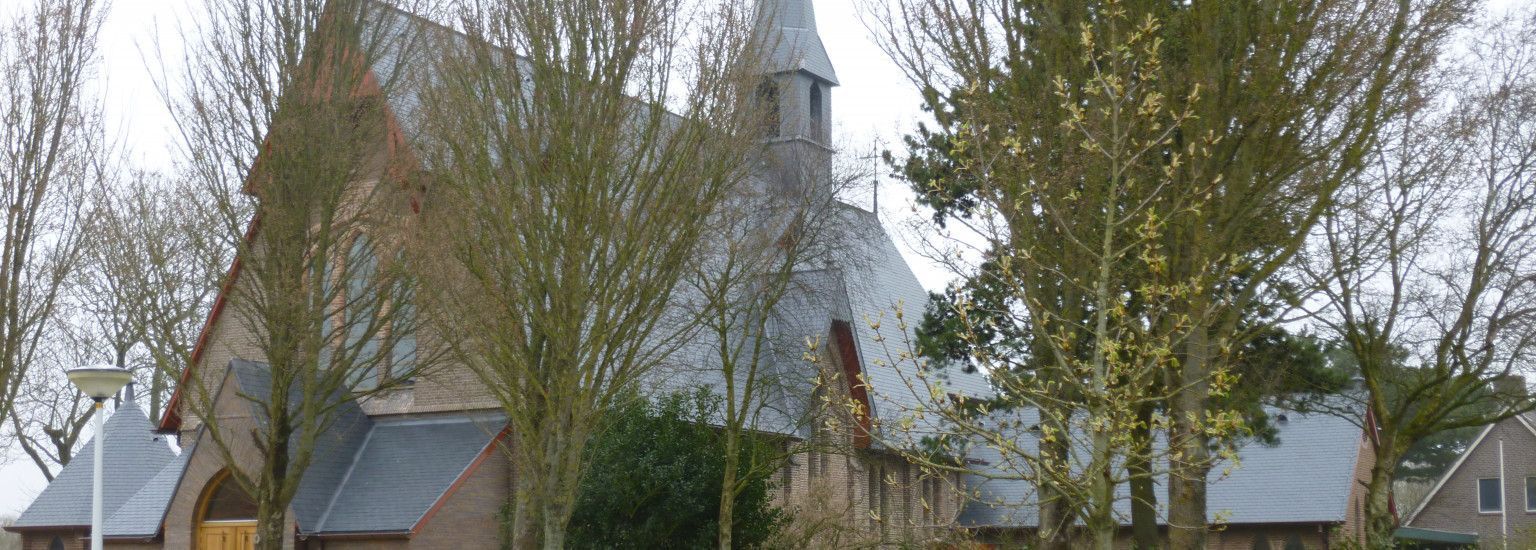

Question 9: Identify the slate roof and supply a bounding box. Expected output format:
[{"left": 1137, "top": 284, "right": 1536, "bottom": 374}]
[
  {"left": 220, "top": 360, "right": 503, "bottom": 536},
  {"left": 957, "top": 406, "right": 1366, "bottom": 528},
  {"left": 312, "top": 414, "right": 504, "bottom": 534},
  {"left": 835, "top": 206, "right": 994, "bottom": 436},
  {"left": 10, "top": 397, "right": 180, "bottom": 538},
  {"left": 756, "top": 0, "right": 839, "bottom": 85},
  {"left": 641, "top": 205, "right": 993, "bottom": 441},
  {"left": 102, "top": 450, "right": 190, "bottom": 537}
]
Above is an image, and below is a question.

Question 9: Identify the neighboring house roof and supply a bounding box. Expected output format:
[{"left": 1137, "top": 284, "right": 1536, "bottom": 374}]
[
  {"left": 1404, "top": 412, "right": 1536, "bottom": 525},
  {"left": 9, "top": 397, "right": 180, "bottom": 538},
  {"left": 957, "top": 406, "right": 1366, "bottom": 528},
  {"left": 1394, "top": 526, "right": 1479, "bottom": 545}
]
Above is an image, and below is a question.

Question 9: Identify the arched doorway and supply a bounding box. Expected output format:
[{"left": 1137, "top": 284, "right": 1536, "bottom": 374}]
[{"left": 196, "top": 471, "right": 257, "bottom": 550}]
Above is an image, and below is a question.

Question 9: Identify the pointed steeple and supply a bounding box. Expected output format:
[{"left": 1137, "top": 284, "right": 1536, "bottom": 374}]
[{"left": 756, "top": 0, "right": 838, "bottom": 86}]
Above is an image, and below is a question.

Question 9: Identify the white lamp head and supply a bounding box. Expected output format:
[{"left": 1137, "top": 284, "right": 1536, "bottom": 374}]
[{"left": 66, "top": 366, "right": 134, "bottom": 401}]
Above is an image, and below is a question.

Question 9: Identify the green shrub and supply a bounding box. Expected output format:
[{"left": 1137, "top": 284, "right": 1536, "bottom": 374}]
[{"left": 567, "top": 388, "right": 784, "bottom": 549}]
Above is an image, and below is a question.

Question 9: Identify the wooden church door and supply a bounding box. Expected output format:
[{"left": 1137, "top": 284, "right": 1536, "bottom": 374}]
[{"left": 196, "top": 472, "right": 259, "bottom": 550}]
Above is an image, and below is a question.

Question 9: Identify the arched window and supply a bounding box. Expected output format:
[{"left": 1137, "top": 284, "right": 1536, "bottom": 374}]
[
  {"left": 197, "top": 472, "right": 258, "bottom": 548},
  {"left": 809, "top": 83, "right": 823, "bottom": 139},
  {"left": 757, "top": 80, "right": 780, "bottom": 138},
  {"left": 201, "top": 476, "right": 258, "bottom": 522},
  {"left": 48, "top": 536, "right": 64, "bottom": 550},
  {"left": 318, "top": 236, "right": 416, "bottom": 389}
]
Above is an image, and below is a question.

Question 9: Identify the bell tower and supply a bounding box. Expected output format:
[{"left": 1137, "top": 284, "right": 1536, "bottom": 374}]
[{"left": 754, "top": 0, "right": 838, "bottom": 194}]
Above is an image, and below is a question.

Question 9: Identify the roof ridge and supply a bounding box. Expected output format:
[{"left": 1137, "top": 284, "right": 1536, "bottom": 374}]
[{"left": 313, "top": 424, "right": 378, "bottom": 533}]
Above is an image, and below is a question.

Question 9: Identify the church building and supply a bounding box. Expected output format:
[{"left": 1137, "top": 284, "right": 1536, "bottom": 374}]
[
  {"left": 4, "top": 1, "right": 1384, "bottom": 549},
  {"left": 5, "top": 1, "right": 985, "bottom": 548}
]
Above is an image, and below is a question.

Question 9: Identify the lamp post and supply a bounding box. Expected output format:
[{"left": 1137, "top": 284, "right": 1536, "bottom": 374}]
[{"left": 66, "top": 366, "right": 133, "bottom": 550}]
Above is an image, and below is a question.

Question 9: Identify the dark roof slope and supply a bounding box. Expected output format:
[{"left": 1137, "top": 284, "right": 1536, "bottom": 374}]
[
  {"left": 102, "top": 450, "right": 190, "bottom": 538},
  {"left": 957, "top": 406, "right": 1365, "bottom": 528},
  {"left": 313, "top": 414, "right": 505, "bottom": 534},
  {"left": 221, "top": 359, "right": 376, "bottom": 534},
  {"left": 11, "top": 399, "right": 178, "bottom": 536}
]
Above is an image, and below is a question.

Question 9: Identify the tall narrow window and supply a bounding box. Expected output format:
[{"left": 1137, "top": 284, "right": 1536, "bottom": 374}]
[
  {"left": 808, "top": 83, "right": 823, "bottom": 139},
  {"left": 1479, "top": 477, "right": 1503, "bottom": 512},
  {"left": 901, "top": 464, "right": 912, "bottom": 531},
  {"left": 781, "top": 455, "right": 794, "bottom": 502},
  {"left": 1526, "top": 476, "right": 1536, "bottom": 511},
  {"left": 867, "top": 465, "right": 881, "bottom": 528},
  {"left": 757, "top": 81, "right": 780, "bottom": 138},
  {"left": 344, "top": 237, "right": 381, "bottom": 391},
  {"left": 389, "top": 284, "right": 418, "bottom": 383}
]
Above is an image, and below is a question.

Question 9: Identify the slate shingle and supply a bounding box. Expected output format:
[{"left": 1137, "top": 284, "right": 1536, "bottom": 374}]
[
  {"left": 956, "top": 407, "right": 1365, "bottom": 527},
  {"left": 12, "top": 399, "right": 177, "bottom": 536},
  {"left": 314, "top": 414, "right": 504, "bottom": 534}
]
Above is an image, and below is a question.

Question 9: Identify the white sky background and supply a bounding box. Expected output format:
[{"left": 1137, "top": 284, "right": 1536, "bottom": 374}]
[
  {"left": 1, "top": 0, "right": 1523, "bottom": 518},
  {"left": 0, "top": 0, "right": 940, "bottom": 516}
]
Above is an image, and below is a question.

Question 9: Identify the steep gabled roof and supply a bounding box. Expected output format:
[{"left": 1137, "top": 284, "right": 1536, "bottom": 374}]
[
  {"left": 642, "top": 204, "right": 993, "bottom": 441},
  {"left": 1404, "top": 412, "right": 1536, "bottom": 524},
  {"left": 9, "top": 399, "right": 179, "bottom": 537},
  {"left": 835, "top": 206, "right": 993, "bottom": 437}
]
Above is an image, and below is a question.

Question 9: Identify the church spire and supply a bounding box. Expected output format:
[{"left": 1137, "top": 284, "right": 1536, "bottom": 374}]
[
  {"left": 754, "top": 0, "right": 836, "bottom": 193},
  {"left": 755, "top": 0, "right": 838, "bottom": 86}
]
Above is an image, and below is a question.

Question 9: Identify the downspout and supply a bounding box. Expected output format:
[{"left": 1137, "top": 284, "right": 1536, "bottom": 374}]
[{"left": 1500, "top": 438, "right": 1507, "bottom": 549}]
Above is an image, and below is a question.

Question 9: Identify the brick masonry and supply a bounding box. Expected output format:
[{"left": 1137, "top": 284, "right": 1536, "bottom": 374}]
[{"left": 1409, "top": 415, "right": 1536, "bottom": 547}]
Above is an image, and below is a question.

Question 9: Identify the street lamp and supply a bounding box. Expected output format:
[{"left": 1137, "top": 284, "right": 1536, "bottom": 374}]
[{"left": 66, "top": 366, "right": 133, "bottom": 550}]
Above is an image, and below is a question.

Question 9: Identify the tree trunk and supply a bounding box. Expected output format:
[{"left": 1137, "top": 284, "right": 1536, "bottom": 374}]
[
  {"left": 512, "top": 473, "right": 539, "bottom": 549},
  {"left": 1364, "top": 432, "right": 1400, "bottom": 549},
  {"left": 717, "top": 426, "right": 739, "bottom": 550},
  {"left": 541, "top": 512, "right": 566, "bottom": 550},
  {"left": 1089, "top": 456, "right": 1116, "bottom": 550},
  {"left": 1129, "top": 404, "right": 1160, "bottom": 549},
  {"left": 1167, "top": 329, "right": 1209, "bottom": 549},
  {"left": 256, "top": 397, "right": 293, "bottom": 550},
  {"left": 255, "top": 504, "right": 286, "bottom": 550},
  {"left": 1036, "top": 433, "right": 1073, "bottom": 550}
]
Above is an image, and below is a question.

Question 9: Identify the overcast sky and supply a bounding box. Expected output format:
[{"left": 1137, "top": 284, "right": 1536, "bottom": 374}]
[{"left": 0, "top": 0, "right": 940, "bottom": 516}]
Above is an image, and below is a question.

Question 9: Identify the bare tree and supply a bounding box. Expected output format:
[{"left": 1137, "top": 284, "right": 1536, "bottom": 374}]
[
  {"left": 0, "top": 0, "right": 104, "bottom": 434},
  {"left": 159, "top": 1, "right": 436, "bottom": 548},
  {"left": 1304, "top": 11, "right": 1536, "bottom": 546},
  {"left": 684, "top": 145, "right": 866, "bottom": 549},
  {"left": 6, "top": 169, "right": 228, "bottom": 480},
  {"left": 6, "top": 331, "right": 94, "bottom": 481},
  {"left": 83, "top": 172, "right": 229, "bottom": 421},
  {"left": 411, "top": 0, "right": 762, "bottom": 546}
]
